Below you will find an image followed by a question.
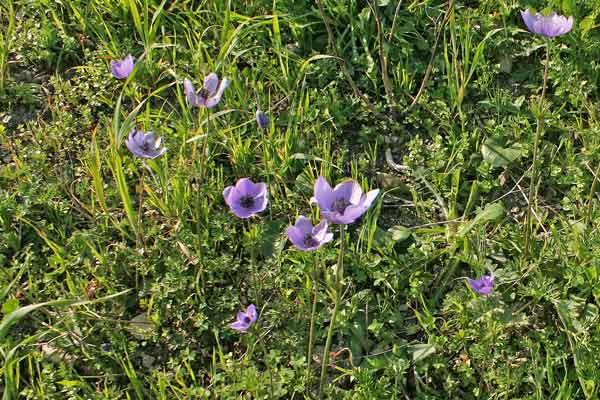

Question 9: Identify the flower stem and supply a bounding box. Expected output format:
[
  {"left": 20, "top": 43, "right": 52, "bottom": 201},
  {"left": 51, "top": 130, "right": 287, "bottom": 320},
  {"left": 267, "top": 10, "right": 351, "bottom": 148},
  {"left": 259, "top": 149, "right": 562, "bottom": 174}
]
[
  {"left": 525, "top": 39, "right": 550, "bottom": 257},
  {"left": 245, "top": 222, "right": 261, "bottom": 305},
  {"left": 319, "top": 224, "right": 345, "bottom": 398},
  {"left": 136, "top": 163, "right": 146, "bottom": 288},
  {"left": 261, "top": 114, "right": 273, "bottom": 220},
  {"left": 199, "top": 109, "right": 210, "bottom": 183},
  {"left": 306, "top": 253, "right": 319, "bottom": 390},
  {"left": 137, "top": 164, "right": 146, "bottom": 247}
]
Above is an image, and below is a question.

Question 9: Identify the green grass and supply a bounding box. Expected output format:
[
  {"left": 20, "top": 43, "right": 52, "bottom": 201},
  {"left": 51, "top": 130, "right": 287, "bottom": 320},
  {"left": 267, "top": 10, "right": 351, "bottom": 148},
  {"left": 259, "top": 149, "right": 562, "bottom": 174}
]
[{"left": 2, "top": 0, "right": 600, "bottom": 398}]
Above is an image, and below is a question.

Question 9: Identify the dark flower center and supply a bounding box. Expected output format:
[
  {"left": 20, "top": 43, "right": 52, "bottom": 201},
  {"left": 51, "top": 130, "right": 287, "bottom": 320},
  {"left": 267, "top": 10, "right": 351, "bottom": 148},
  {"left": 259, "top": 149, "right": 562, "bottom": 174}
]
[
  {"left": 199, "top": 88, "right": 211, "bottom": 99},
  {"left": 242, "top": 315, "right": 251, "bottom": 324},
  {"left": 332, "top": 197, "right": 350, "bottom": 213},
  {"left": 303, "top": 234, "right": 319, "bottom": 248},
  {"left": 240, "top": 196, "right": 255, "bottom": 209},
  {"left": 141, "top": 140, "right": 150, "bottom": 151}
]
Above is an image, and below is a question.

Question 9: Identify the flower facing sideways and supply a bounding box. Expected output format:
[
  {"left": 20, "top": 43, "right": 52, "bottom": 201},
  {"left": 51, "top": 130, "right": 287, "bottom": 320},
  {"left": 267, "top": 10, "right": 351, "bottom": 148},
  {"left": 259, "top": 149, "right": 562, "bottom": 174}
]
[
  {"left": 111, "top": 55, "right": 134, "bottom": 79},
  {"left": 312, "top": 176, "right": 379, "bottom": 225},
  {"left": 229, "top": 304, "right": 258, "bottom": 332},
  {"left": 256, "top": 110, "right": 270, "bottom": 129},
  {"left": 521, "top": 10, "right": 573, "bottom": 37},
  {"left": 467, "top": 273, "right": 495, "bottom": 296},
  {"left": 287, "top": 216, "right": 333, "bottom": 251},
  {"left": 223, "top": 178, "right": 268, "bottom": 219},
  {"left": 184, "top": 73, "right": 229, "bottom": 108},
  {"left": 125, "top": 129, "right": 166, "bottom": 159}
]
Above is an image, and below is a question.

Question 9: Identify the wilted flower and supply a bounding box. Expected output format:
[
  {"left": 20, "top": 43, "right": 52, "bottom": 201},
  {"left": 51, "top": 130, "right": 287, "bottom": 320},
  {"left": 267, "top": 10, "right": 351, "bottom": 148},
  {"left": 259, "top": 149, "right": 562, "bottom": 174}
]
[
  {"left": 223, "top": 178, "right": 268, "bottom": 218},
  {"left": 467, "top": 273, "right": 495, "bottom": 296},
  {"left": 312, "top": 176, "right": 379, "bottom": 225},
  {"left": 125, "top": 129, "right": 166, "bottom": 159},
  {"left": 287, "top": 216, "right": 333, "bottom": 251},
  {"left": 111, "top": 55, "right": 134, "bottom": 79},
  {"left": 256, "top": 110, "right": 270, "bottom": 129},
  {"left": 184, "top": 73, "right": 230, "bottom": 108},
  {"left": 521, "top": 10, "right": 573, "bottom": 37},
  {"left": 229, "top": 304, "right": 258, "bottom": 332}
]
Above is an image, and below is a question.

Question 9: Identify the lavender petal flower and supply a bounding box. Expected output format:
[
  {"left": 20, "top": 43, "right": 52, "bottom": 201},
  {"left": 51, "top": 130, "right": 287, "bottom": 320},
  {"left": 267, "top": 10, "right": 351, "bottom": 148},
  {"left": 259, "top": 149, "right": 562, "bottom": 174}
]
[
  {"left": 256, "top": 110, "right": 270, "bottom": 129},
  {"left": 111, "top": 55, "right": 135, "bottom": 80},
  {"left": 521, "top": 10, "right": 573, "bottom": 37},
  {"left": 203, "top": 73, "right": 219, "bottom": 95},
  {"left": 223, "top": 178, "right": 268, "bottom": 218},
  {"left": 467, "top": 273, "right": 495, "bottom": 296},
  {"left": 229, "top": 304, "right": 258, "bottom": 332},
  {"left": 312, "top": 176, "right": 379, "bottom": 225},
  {"left": 125, "top": 128, "right": 167, "bottom": 159},
  {"left": 287, "top": 216, "right": 334, "bottom": 251},
  {"left": 183, "top": 78, "right": 205, "bottom": 107},
  {"left": 184, "top": 73, "right": 230, "bottom": 108}
]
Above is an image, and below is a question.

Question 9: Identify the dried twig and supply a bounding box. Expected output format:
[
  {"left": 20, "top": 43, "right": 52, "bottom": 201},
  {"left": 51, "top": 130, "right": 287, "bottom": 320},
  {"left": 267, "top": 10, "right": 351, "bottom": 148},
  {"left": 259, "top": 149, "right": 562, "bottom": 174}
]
[
  {"left": 385, "top": 147, "right": 409, "bottom": 172},
  {"left": 388, "top": 0, "right": 404, "bottom": 41},
  {"left": 369, "top": 0, "right": 395, "bottom": 107}
]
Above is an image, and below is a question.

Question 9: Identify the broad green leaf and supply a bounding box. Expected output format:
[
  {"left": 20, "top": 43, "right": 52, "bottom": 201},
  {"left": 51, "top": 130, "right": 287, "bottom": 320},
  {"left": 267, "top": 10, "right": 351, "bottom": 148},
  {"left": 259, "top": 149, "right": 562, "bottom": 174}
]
[
  {"left": 580, "top": 16, "right": 596, "bottom": 36},
  {"left": 350, "top": 309, "right": 369, "bottom": 365},
  {"left": 125, "top": 313, "right": 154, "bottom": 340},
  {"left": 258, "top": 219, "right": 287, "bottom": 259},
  {"left": 481, "top": 136, "right": 521, "bottom": 167},
  {"left": 2, "top": 299, "right": 19, "bottom": 315},
  {"left": 411, "top": 343, "right": 436, "bottom": 363},
  {"left": 562, "top": 0, "right": 574, "bottom": 16},
  {"left": 388, "top": 226, "right": 411, "bottom": 242},
  {"left": 458, "top": 202, "right": 505, "bottom": 237},
  {"left": 376, "top": 172, "right": 410, "bottom": 191}
]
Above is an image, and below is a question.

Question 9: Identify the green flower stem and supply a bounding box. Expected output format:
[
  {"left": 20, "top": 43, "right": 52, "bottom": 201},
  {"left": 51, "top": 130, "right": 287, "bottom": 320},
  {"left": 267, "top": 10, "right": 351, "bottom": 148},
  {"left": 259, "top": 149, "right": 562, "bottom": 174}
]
[
  {"left": 245, "top": 222, "right": 261, "bottom": 305},
  {"left": 319, "top": 224, "right": 345, "bottom": 398},
  {"left": 135, "top": 162, "right": 146, "bottom": 289},
  {"left": 306, "top": 253, "right": 320, "bottom": 389},
  {"left": 251, "top": 246, "right": 260, "bottom": 304},
  {"left": 199, "top": 109, "right": 211, "bottom": 183},
  {"left": 137, "top": 163, "right": 145, "bottom": 247},
  {"left": 525, "top": 39, "right": 550, "bottom": 257}
]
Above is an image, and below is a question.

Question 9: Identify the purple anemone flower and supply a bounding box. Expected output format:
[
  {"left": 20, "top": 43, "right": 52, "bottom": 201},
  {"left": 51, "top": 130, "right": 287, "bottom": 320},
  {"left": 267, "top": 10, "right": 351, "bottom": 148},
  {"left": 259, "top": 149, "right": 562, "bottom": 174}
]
[
  {"left": 223, "top": 178, "right": 268, "bottom": 219},
  {"left": 229, "top": 304, "right": 258, "bottom": 332},
  {"left": 184, "top": 73, "right": 229, "bottom": 108},
  {"left": 312, "top": 176, "right": 379, "bottom": 225},
  {"left": 125, "top": 129, "right": 166, "bottom": 159},
  {"left": 287, "top": 216, "right": 334, "bottom": 251},
  {"left": 521, "top": 10, "right": 573, "bottom": 37},
  {"left": 111, "top": 55, "right": 134, "bottom": 79},
  {"left": 467, "top": 273, "right": 495, "bottom": 296},
  {"left": 256, "top": 110, "right": 270, "bottom": 129}
]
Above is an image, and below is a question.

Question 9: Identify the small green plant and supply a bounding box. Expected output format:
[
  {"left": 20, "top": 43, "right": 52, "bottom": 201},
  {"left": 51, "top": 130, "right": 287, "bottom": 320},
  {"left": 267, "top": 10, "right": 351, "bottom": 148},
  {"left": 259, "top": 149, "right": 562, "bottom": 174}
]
[{"left": 2, "top": 1, "right": 600, "bottom": 398}]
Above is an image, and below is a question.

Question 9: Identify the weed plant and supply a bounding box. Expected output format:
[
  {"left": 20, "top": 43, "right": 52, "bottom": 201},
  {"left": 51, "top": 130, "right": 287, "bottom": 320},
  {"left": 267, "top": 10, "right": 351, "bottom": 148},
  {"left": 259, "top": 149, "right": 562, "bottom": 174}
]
[{"left": 1, "top": 0, "right": 600, "bottom": 399}]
